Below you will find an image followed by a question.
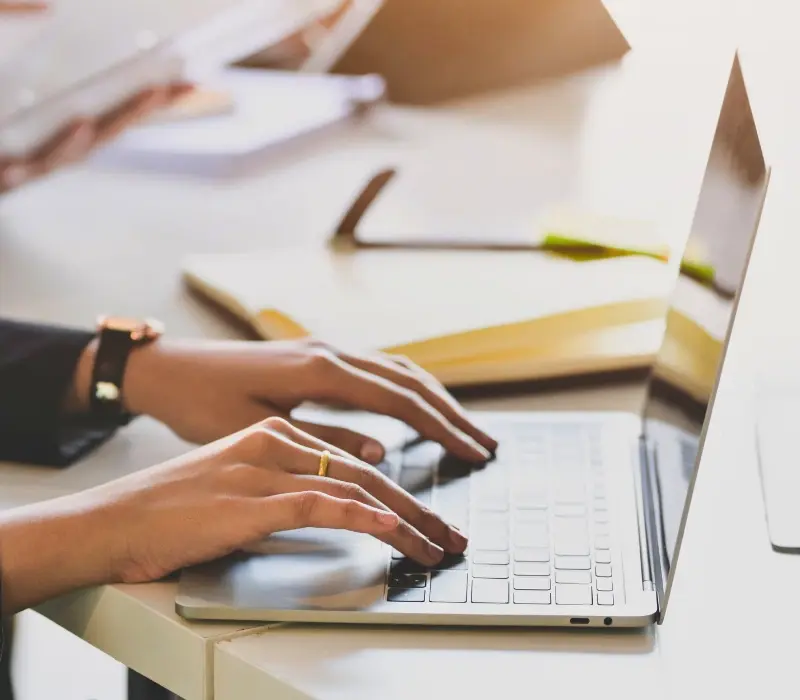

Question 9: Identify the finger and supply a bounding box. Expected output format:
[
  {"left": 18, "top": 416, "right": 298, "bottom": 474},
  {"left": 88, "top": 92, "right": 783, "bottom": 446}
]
[
  {"left": 310, "top": 352, "right": 490, "bottom": 462},
  {"left": 0, "top": 160, "right": 31, "bottom": 193},
  {"left": 265, "top": 472, "right": 444, "bottom": 565},
  {"left": 0, "top": 1, "right": 48, "bottom": 12},
  {"left": 253, "top": 491, "right": 408, "bottom": 545},
  {"left": 95, "top": 87, "right": 169, "bottom": 144},
  {"left": 342, "top": 351, "right": 497, "bottom": 453},
  {"left": 291, "top": 419, "right": 385, "bottom": 465},
  {"left": 167, "top": 82, "right": 196, "bottom": 101},
  {"left": 250, "top": 419, "right": 466, "bottom": 553},
  {"left": 32, "top": 119, "right": 95, "bottom": 173}
]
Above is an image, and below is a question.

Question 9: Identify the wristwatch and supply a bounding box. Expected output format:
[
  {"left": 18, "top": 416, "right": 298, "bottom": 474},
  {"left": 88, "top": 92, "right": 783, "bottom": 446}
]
[{"left": 90, "top": 316, "right": 164, "bottom": 425}]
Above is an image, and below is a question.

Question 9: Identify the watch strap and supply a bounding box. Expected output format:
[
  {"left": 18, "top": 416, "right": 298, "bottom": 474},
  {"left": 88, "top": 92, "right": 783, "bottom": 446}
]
[{"left": 89, "top": 329, "right": 138, "bottom": 424}]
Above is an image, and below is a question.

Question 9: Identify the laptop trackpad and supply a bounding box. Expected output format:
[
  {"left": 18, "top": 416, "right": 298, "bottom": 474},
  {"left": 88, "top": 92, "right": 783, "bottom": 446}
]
[{"left": 179, "top": 528, "right": 388, "bottom": 612}]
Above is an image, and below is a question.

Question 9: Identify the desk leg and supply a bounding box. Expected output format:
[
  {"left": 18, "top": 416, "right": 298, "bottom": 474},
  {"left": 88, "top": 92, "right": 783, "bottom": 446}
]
[{"left": 128, "top": 669, "right": 177, "bottom": 700}]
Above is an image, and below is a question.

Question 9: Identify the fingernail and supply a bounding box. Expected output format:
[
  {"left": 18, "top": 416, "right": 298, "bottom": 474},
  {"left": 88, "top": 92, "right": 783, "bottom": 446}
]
[
  {"left": 376, "top": 511, "right": 399, "bottom": 528},
  {"left": 360, "top": 441, "right": 384, "bottom": 464},
  {"left": 481, "top": 433, "right": 499, "bottom": 453},
  {"left": 427, "top": 540, "right": 444, "bottom": 563},
  {"left": 472, "top": 442, "right": 492, "bottom": 461},
  {"left": 448, "top": 526, "right": 468, "bottom": 551}
]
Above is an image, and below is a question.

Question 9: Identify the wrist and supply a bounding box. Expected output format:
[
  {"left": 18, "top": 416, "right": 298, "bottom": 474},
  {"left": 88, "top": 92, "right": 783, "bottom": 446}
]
[
  {"left": 63, "top": 336, "right": 98, "bottom": 414},
  {"left": 63, "top": 331, "right": 170, "bottom": 420},
  {"left": 122, "top": 339, "right": 170, "bottom": 418}
]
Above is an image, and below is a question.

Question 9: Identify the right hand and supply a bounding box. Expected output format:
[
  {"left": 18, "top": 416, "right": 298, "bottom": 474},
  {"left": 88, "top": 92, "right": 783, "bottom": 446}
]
[{"left": 0, "top": 417, "right": 465, "bottom": 614}]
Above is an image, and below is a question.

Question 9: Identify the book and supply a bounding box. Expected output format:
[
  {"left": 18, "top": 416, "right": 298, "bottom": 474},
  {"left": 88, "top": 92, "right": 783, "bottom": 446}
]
[{"left": 182, "top": 243, "right": 681, "bottom": 389}]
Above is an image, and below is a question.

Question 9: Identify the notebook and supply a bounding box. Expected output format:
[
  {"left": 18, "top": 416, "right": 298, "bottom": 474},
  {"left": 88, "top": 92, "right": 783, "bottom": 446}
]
[{"left": 182, "top": 242, "right": 727, "bottom": 401}]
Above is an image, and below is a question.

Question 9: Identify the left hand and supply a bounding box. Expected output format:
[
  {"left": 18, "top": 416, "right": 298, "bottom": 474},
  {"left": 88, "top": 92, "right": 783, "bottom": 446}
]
[
  {"left": 74, "top": 338, "right": 497, "bottom": 464},
  {"left": 0, "top": 85, "right": 191, "bottom": 193}
]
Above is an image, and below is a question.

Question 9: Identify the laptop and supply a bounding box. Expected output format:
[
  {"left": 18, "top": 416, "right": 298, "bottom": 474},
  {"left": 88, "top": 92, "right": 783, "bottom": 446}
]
[{"left": 175, "top": 52, "right": 770, "bottom": 628}]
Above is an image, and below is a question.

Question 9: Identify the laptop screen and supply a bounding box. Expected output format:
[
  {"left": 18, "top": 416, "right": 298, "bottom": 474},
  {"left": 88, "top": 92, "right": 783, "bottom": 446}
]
[{"left": 641, "top": 53, "right": 769, "bottom": 613}]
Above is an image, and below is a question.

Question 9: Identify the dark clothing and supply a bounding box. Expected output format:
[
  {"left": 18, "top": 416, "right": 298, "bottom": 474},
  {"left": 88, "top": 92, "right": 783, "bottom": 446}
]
[{"left": 0, "top": 319, "right": 115, "bottom": 466}]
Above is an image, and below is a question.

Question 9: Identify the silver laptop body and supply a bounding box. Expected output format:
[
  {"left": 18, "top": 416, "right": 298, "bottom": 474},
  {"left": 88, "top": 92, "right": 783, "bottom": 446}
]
[{"left": 176, "top": 52, "right": 769, "bottom": 628}]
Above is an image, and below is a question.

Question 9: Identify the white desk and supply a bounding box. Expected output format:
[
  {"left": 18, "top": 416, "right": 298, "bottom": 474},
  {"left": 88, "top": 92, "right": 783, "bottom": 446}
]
[{"left": 2, "top": 0, "right": 798, "bottom": 698}]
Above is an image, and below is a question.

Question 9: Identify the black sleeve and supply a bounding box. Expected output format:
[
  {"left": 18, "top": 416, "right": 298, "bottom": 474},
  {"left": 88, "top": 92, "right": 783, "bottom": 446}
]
[{"left": 0, "top": 319, "right": 118, "bottom": 467}]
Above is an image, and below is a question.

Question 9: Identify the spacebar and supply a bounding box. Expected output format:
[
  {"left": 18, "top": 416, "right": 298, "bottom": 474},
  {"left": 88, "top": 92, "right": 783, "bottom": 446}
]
[{"left": 430, "top": 571, "right": 468, "bottom": 603}]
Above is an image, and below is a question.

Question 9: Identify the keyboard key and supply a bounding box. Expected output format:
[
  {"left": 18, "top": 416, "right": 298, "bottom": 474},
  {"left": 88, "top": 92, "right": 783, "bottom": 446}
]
[
  {"left": 432, "top": 554, "right": 468, "bottom": 570},
  {"left": 430, "top": 571, "right": 468, "bottom": 603},
  {"left": 555, "top": 504, "right": 587, "bottom": 517},
  {"left": 594, "top": 535, "right": 611, "bottom": 549},
  {"left": 472, "top": 532, "right": 509, "bottom": 551},
  {"left": 515, "top": 494, "right": 549, "bottom": 510},
  {"left": 438, "top": 454, "right": 474, "bottom": 483},
  {"left": 473, "top": 551, "right": 510, "bottom": 565},
  {"left": 597, "top": 592, "right": 614, "bottom": 606},
  {"left": 390, "top": 559, "right": 427, "bottom": 574},
  {"left": 377, "top": 452, "right": 402, "bottom": 481},
  {"left": 555, "top": 556, "right": 591, "bottom": 570},
  {"left": 514, "top": 531, "right": 549, "bottom": 548},
  {"left": 555, "top": 584, "right": 593, "bottom": 605},
  {"left": 513, "top": 510, "right": 548, "bottom": 524},
  {"left": 399, "top": 467, "right": 434, "bottom": 493},
  {"left": 471, "top": 518, "right": 508, "bottom": 542},
  {"left": 514, "top": 561, "right": 551, "bottom": 577},
  {"left": 555, "top": 570, "right": 591, "bottom": 585},
  {"left": 514, "top": 547, "right": 550, "bottom": 562},
  {"left": 472, "top": 579, "right": 509, "bottom": 604},
  {"left": 595, "top": 512, "right": 610, "bottom": 524},
  {"left": 593, "top": 498, "right": 608, "bottom": 512},
  {"left": 389, "top": 573, "right": 427, "bottom": 589},
  {"left": 595, "top": 550, "right": 612, "bottom": 564},
  {"left": 403, "top": 442, "right": 443, "bottom": 470},
  {"left": 554, "top": 540, "right": 590, "bottom": 556},
  {"left": 477, "top": 500, "right": 510, "bottom": 513},
  {"left": 553, "top": 518, "right": 588, "bottom": 536},
  {"left": 595, "top": 564, "right": 613, "bottom": 577},
  {"left": 514, "top": 590, "right": 551, "bottom": 605},
  {"left": 472, "top": 564, "right": 509, "bottom": 579},
  {"left": 514, "top": 576, "right": 551, "bottom": 590},
  {"left": 596, "top": 579, "right": 613, "bottom": 592},
  {"left": 387, "top": 587, "right": 426, "bottom": 603}
]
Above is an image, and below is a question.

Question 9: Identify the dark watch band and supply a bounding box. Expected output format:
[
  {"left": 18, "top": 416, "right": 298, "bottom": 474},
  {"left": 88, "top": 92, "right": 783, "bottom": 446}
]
[{"left": 89, "top": 328, "right": 138, "bottom": 425}]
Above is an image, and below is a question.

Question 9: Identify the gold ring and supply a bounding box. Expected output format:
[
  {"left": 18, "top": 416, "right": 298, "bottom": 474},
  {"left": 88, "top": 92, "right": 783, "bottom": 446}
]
[{"left": 318, "top": 450, "right": 331, "bottom": 477}]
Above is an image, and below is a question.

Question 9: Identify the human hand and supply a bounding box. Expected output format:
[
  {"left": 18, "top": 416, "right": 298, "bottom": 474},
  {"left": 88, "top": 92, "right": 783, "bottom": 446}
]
[
  {"left": 0, "top": 417, "right": 466, "bottom": 614},
  {"left": 0, "top": 84, "right": 191, "bottom": 193},
  {"left": 108, "top": 337, "right": 497, "bottom": 463}
]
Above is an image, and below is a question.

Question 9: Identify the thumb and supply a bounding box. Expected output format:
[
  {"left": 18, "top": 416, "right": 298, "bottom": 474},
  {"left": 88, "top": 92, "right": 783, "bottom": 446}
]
[{"left": 291, "top": 420, "right": 386, "bottom": 465}]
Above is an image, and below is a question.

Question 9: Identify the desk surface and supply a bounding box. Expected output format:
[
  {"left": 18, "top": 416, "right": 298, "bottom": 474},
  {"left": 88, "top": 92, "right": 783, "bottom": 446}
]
[{"left": 2, "top": 0, "right": 800, "bottom": 699}]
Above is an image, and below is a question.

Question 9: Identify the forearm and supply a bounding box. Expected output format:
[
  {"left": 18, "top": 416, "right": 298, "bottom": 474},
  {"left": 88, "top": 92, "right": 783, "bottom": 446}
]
[{"left": 0, "top": 493, "right": 114, "bottom": 614}]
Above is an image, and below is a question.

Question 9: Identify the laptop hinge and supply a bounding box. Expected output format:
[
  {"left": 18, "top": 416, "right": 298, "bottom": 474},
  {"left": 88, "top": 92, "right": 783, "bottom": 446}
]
[
  {"left": 633, "top": 436, "right": 655, "bottom": 593},
  {"left": 638, "top": 435, "right": 669, "bottom": 621}
]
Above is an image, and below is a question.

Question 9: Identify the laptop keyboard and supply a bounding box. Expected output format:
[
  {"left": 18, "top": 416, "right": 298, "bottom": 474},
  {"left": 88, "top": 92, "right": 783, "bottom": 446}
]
[{"left": 383, "top": 423, "right": 615, "bottom": 606}]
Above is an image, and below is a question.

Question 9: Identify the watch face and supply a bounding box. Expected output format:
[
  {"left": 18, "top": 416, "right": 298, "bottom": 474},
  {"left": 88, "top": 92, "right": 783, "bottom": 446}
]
[
  {"left": 97, "top": 316, "right": 164, "bottom": 340},
  {"left": 98, "top": 316, "right": 141, "bottom": 333}
]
